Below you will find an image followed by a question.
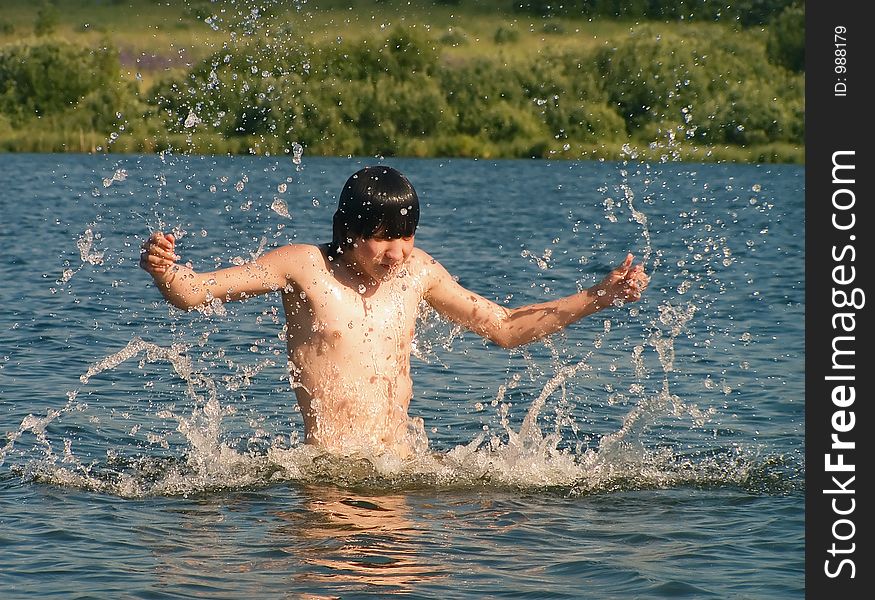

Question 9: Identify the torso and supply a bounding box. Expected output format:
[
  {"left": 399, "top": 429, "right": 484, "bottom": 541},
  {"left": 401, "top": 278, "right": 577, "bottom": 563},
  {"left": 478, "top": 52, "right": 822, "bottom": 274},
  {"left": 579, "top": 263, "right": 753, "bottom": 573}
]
[{"left": 278, "top": 245, "right": 430, "bottom": 455}]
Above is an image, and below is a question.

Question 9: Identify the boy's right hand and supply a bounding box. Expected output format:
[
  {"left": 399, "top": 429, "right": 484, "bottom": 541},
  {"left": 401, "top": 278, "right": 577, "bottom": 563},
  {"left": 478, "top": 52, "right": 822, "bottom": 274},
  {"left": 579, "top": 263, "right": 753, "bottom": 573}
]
[{"left": 139, "top": 232, "right": 179, "bottom": 277}]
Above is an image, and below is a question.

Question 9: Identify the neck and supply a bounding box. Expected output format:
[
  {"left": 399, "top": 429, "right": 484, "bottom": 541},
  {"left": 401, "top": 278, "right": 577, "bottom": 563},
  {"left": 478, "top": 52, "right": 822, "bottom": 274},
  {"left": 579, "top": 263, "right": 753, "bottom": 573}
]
[{"left": 331, "top": 247, "right": 379, "bottom": 290}]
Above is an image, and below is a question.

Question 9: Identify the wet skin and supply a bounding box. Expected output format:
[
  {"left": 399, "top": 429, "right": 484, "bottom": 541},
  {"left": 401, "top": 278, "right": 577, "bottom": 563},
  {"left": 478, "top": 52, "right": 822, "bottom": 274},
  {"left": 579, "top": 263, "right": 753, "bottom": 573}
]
[{"left": 140, "top": 232, "right": 649, "bottom": 456}]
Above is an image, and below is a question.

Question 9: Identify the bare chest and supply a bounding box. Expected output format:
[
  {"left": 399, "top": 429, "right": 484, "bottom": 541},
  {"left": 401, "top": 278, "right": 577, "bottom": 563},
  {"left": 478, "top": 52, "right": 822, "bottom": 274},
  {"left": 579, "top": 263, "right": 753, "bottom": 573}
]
[{"left": 281, "top": 273, "right": 423, "bottom": 351}]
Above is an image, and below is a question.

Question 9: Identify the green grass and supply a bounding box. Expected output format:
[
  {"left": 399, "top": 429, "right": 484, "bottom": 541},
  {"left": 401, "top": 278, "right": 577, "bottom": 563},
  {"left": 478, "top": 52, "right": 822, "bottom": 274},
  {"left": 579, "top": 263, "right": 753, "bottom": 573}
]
[
  {"left": 0, "top": 1, "right": 735, "bottom": 85},
  {"left": 0, "top": 1, "right": 803, "bottom": 163}
]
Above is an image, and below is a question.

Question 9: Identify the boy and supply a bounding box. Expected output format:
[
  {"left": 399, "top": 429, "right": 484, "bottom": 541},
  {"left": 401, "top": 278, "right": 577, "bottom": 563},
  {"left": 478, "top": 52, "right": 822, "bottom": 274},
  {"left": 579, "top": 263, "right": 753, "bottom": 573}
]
[{"left": 140, "top": 165, "right": 649, "bottom": 457}]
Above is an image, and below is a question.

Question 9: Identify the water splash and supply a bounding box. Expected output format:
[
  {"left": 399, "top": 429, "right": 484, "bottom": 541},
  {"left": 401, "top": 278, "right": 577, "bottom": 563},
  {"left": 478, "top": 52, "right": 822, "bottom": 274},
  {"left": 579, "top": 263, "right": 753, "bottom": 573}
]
[
  {"left": 55, "top": 227, "right": 106, "bottom": 287},
  {"left": 291, "top": 142, "right": 304, "bottom": 166},
  {"left": 102, "top": 169, "right": 128, "bottom": 188},
  {"left": 1, "top": 318, "right": 796, "bottom": 499}
]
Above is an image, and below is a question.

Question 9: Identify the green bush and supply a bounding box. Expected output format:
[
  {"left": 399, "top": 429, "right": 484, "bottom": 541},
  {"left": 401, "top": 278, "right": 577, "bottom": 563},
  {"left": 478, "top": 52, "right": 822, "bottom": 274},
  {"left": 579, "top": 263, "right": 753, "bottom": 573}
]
[
  {"left": 149, "top": 20, "right": 803, "bottom": 158},
  {"left": 542, "top": 21, "right": 565, "bottom": 34},
  {"left": 34, "top": 2, "right": 60, "bottom": 37},
  {"left": 439, "top": 28, "right": 469, "bottom": 46},
  {"left": 513, "top": 0, "right": 796, "bottom": 24},
  {"left": 545, "top": 101, "right": 627, "bottom": 142},
  {"left": 0, "top": 40, "right": 120, "bottom": 120},
  {"left": 767, "top": 3, "right": 804, "bottom": 72},
  {"left": 595, "top": 27, "right": 803, "bottom": 145},
  {"left": 494, "top": 26, "right": 520, "bottom": 44}
]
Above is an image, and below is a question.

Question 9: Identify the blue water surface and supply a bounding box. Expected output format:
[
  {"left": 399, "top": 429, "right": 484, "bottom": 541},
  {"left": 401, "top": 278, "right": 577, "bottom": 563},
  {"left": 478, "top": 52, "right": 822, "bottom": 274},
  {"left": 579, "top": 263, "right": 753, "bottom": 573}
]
[{"left": 0, "top": 153, "right": 804, "bottom": 599}]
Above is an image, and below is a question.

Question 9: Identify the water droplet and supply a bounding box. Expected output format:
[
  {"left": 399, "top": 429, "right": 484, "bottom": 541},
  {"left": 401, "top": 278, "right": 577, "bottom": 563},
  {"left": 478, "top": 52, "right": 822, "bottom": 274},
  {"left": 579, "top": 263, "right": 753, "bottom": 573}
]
[
  {"left": 291, "top": 142, "right": 304, "bottom": 165},
  {"left": 184, "top": 111, "right": 201, "bottom": 128},
  {"left": 277, "top": 183, "right": 287, "bottom": 193},
  {"left": 270, "top": 198, "right": 290, "bottom": 218},
  {"left": 358, "top": 284, "right": 366, "bottom": 294}
]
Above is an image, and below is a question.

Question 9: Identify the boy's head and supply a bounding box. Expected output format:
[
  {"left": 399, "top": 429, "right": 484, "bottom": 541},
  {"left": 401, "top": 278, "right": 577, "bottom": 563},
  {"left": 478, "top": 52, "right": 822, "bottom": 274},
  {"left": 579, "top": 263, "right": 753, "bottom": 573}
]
[{"left": 331, "top": 166, "right": 420, "bottom": 254}]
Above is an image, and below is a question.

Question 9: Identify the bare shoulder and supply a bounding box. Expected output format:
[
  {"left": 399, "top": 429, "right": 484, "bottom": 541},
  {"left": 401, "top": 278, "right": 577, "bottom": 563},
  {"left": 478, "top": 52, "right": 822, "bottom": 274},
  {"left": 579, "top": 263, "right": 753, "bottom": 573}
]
[
  {"left": 259, "top": 243, "right": 326, "bottom": 277},
  {"left": 409, "top": 247, "right": 440, "bottom": 273},
  {"left": 408, "top": 247, "right": 452, "bottom": 288},
  {"left": 264, "top": 243, "right": 322, "bottom": 262}
]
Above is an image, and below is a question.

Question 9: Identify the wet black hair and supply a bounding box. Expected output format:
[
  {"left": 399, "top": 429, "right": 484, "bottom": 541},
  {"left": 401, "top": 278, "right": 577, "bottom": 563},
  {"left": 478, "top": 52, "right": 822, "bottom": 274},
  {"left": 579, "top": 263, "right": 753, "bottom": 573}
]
[{"left": 330, "top": 165, "right": 420, "bottom": 254}]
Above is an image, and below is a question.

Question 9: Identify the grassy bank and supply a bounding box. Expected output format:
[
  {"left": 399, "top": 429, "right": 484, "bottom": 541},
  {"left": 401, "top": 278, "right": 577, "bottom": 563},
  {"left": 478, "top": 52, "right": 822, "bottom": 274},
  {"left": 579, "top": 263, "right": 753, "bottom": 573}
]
[{"left": 0, "top": 0, "right": 804, "bottom": 163}]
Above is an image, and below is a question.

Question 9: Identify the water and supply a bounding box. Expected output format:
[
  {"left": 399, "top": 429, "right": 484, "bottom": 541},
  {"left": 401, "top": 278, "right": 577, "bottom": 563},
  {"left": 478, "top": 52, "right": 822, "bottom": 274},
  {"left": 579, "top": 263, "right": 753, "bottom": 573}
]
[{"left": 1, "top": 153, "right": 804, "bottom": 598}]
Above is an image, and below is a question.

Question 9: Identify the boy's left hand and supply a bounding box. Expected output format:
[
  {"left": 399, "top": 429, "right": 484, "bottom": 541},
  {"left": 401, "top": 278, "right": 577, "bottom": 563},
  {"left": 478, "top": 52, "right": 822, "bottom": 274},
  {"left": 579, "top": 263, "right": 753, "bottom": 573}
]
[{"left": 594, "top": 253, "right": 649, "bottom": 307}]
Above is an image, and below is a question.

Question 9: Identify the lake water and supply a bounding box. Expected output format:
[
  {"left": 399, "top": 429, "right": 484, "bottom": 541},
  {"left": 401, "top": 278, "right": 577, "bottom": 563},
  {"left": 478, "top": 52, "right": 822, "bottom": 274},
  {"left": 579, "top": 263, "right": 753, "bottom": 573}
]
[{"left": 1, "top": 152, "right": 804, "bottom": 598}]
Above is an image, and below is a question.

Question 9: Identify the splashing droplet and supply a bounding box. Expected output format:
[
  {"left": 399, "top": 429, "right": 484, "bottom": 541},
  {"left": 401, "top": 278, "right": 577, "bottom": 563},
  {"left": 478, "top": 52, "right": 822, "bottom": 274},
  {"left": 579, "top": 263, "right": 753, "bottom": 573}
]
[
  {"left": 291, "top": 142, "right": 304, "bottom": 165},
  {"left": 184, "top": 111, "right": 201, "bottom": 128},
  {"left": 77, "top": 228, "right": 105, "bottom": 265},
  {"left": 102, "top": 169, "right": 127, "bottom": 188},
  {"left": 270, "top": 198, "right": 290, "bottom": 218}
]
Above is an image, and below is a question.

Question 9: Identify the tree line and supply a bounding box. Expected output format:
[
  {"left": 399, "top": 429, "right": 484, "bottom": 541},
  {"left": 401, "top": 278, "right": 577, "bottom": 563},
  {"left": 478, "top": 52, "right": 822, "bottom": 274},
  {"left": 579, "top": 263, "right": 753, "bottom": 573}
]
[{"left": 0, "top": 2, "right": 804, "bottom": 162}]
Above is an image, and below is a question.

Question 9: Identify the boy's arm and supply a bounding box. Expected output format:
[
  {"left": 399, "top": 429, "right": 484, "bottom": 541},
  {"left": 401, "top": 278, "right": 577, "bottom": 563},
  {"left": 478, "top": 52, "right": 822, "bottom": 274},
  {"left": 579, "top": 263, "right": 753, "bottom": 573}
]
[
  {"left": 422, "top": 252, "right": 649, "bottom": 349},
  {"left": 139, "top": 231, "right": 296, "bottom": 310}
]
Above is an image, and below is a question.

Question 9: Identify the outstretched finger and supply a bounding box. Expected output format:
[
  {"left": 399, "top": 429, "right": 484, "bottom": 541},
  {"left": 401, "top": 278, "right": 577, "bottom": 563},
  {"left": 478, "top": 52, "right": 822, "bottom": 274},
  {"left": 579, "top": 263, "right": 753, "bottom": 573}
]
[
  {"left": 156, "top": 234, "right": 175, "bottom": 250},
  {"left": 614, "top": 253, "right": 633, "bottom": 276}
]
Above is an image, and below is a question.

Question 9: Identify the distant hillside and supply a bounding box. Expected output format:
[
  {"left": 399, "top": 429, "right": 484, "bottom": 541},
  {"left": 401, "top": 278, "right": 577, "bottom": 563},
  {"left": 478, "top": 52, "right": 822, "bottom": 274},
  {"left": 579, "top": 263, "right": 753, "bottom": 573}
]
[{"left": 0, "top": 0, "right": 804, "bottom": 162}]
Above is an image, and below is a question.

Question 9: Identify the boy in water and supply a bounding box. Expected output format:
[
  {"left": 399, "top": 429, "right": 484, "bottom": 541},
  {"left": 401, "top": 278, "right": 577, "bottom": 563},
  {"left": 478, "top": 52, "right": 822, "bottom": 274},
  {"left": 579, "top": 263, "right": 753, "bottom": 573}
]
[{"left": 140, "top": 166, "right": 649, "bottom": 457}]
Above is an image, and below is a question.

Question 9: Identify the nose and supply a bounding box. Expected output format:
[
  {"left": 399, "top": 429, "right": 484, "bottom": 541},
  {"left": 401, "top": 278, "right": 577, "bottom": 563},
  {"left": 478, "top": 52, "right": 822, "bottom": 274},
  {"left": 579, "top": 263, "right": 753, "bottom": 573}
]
[{"left": 383, "top": 239, "right": 407, "bottom": 264}]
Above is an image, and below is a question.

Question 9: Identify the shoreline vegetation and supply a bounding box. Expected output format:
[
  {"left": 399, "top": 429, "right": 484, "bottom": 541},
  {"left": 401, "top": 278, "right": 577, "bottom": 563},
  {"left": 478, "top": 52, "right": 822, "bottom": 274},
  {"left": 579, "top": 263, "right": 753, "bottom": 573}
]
[{"left": 0, "top": 0, "right": 804, "bottom": 163}]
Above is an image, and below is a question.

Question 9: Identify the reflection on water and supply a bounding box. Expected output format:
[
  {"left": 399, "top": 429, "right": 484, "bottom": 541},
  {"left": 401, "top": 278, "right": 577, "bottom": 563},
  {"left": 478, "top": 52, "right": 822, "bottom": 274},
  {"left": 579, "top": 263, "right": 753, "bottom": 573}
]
[
  {"left": 128, "top": 488, "right": 445, "bottom": 596},
  {"left": 276, "top": 486, "right": 447, "bottom": 593}
]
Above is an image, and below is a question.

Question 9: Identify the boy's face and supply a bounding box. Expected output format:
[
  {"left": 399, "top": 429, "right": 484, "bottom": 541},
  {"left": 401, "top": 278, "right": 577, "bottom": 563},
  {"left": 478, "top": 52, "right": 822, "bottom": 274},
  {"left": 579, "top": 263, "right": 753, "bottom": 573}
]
[{"left": 350, "top": 234, "right": 415, "bottom": 281}]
